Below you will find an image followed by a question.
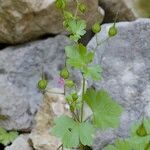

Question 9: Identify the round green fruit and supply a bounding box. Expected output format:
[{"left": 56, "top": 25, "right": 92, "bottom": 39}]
[
  {"left": 60, "top": 68, "right": 69, "bottom": 79},
  {"left": 92, "top": 22, "right": 101, "bottom": 34},
  {"left": 72, "top": 92, "right": 78, "bottom": 101},
  {"left": 65, "top": 80, "right": 74, "bottom": 88},
  {"left": 70, "top": 105, "right": 75, "bottom": 112},
  {"left": 108, "top": 25, "right": 118, "bottom": 37},
  {"left": 38, "top": 79, "right": 48, "bottom": 91},
  {"left": 79, "top": 3, "right": 86, "bottom": 13},
  {"left": 136, "top": 123, "right": 147, "bottom": 137}
]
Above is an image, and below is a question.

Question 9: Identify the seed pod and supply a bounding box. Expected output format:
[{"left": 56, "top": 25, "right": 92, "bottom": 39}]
[
  {"left": 92, "top": 22, "right": 101, "bottom": 34},
  {"left": 38, "top": 79, "right": 48, "bottom": 91},
  {"left": 72, "top": 92, "right": 78, "bottom": 101},
  {"left": 108, "top": 24, "right": 118, "bottom": 37},
  {"left": 60, "top": 68, "right": 69, "bottom": 79},
  {"left": 136, "top": 123, "right": 148, "bottom": 137},
  {"left": 65, "top": 80, "right": 74, "bottom": 88},
  {"left": 79, "top": 3, "right": 86, "bottom": 13}
]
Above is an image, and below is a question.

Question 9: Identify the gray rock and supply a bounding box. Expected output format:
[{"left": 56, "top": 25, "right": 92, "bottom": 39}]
[
  {"left": 0, "top": 35, "right": 69, "bottom": 130},
  {"left": 5, "top": 134, "right": 32, "bottom": 150},
  {"left": 87, "top": 19, "right": 150, "bottom": 149}
]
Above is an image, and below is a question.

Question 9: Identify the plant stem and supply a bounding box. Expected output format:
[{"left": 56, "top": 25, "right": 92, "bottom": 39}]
[
  {"left": 74, "top": 0, "right": 79, "bottom": 18},
  {"left": 80, "top": 77, "right": 86, "bottom": 122},
  {"left": 80, "top": 143, "right": 84, "bottom": 150}
]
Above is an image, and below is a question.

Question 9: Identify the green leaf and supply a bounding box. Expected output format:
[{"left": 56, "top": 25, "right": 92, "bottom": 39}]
[
  {"left": 51, "top": 115, "right": 95, "bottom": 148},
  {"left": 83, "top": 88, "right": 123, "bottom": 129},
  {"left": 67, "top": 19, "right": 86, "bottom": 42},
  {"left": 83, "top": 65, "right": 102, "bottom": 80},
  {"left": 65, "top": 44, "right": 94, "bottom": 69},
  {"left": 0, "top": 127, "right": 18, "bottom": 146}
]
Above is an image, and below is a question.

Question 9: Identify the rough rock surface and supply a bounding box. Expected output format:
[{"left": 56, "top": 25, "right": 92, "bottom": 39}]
[
  {"left": 0, "top": 35, "right": 70, "bottom": 130},
  {"left": 29, "top": 92, "right": 71, "bottom": 150},
  {"left": 87, "top": 19, "right": 150, "bottom": 149},
  {"left": 123, "top": 0, "right": 150, "bottom": 18},
  {"left": 5, "top": 134, "right": 32, "bottom": 150},
  {"left": 99, "top": 0, "right": 136, "bottom": 22},
  {"left": 0, "top": 0, "right": 103, "bottom": 44},
  {"left": 99, "top": 0, "right": 150, "bottom": 23}
]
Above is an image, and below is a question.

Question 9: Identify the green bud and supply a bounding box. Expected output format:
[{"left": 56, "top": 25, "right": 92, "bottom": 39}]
[
  {"left": 60, "top": 68, "right": 69, "bottom": 79},
  {"left": 37, "top": 79, "right": 48, "bottom": 91},
  {"left": 65, "top": 80, "right": 74, "bottom": 88},
  {"left": 70, "top": 105, "right": 74, "bottom": 112},
  {"left": 72, "top": 92, "right": 78, "bottom": 101},
  {"left": 55, "top": 0, "right": 66, "bottom": 9},
  {"left": 136, "top": 123, "right": 148, "bottom": 137},
  {"left": 79, "top": 3, "right": 87, "bottom": 13},
  {"left": 92, "top": 22, "right": 101, "bottom": 34},
  {"left": 108, "top": 24, "right": 118, "bottom": 37}
]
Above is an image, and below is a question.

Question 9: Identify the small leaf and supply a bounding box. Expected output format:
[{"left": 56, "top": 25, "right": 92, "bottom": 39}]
[
  {"left": 0, "top": 127, "right": 18, "bottom": 146},
  {"left": 67, "top": 19, "right": 86, "bottom": 42},
  {"left": 65, "top": 44, "right": 94, "bottom": 69},
  {"left": 83, "top": 65, "right": 102, "bottom": 80}
]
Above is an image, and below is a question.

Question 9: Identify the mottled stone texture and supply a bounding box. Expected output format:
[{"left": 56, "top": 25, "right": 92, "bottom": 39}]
[
  {"left": 99, "top": 0, "right": 136, "bottom": 23},
  {"left": 0, "top": 0, "right": 103, "bottom": 44},
  {"left": 99, "top": 0, "right": 150, "bottom": 23},
  {"left": 5, "top": 134, "right": 32, "bottom": 150},
  {"left": 0, "top": 35, "right": 69, "bottom": 130},
  {"left": 88, "top": 19, "right": 150, "bottom": 149}
]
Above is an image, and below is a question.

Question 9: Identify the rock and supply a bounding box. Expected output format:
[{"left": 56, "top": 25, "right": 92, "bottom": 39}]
[
  {"left": 0, "top": 35, "right": 70, "bottom": 130},
  {"left": 29, "top": 92, "right": 71, "bottom": 150},
  {"left": 87, "top": 19, "right": 150, "bottom": 149},
  {"left": 99, "top": 0, "right": 150, "bottom": 23},
  {"left": 0, "top": 0, "right": 103, "bottom": 44},
  {"left": 5, "top": 134, "right": 32, "bottom": 150},
  {"left": 99, "top": 0, "right": 136, "bottom": 22},
  {"left": 123, "top": 0, "right": 150, "bottom": 18}
]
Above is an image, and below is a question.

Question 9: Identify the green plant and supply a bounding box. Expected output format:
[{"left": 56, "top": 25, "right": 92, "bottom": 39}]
[
  {"left": 38, "top": 0, "right": 123, "bottom": 149},
  {"left": 104, "top": 118, "right": 150, "bottom": 150},
  {"left": 0, "top": 127, "right": 18, "bottom": 146}
]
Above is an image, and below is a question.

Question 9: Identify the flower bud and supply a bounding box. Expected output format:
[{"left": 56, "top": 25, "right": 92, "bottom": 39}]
[
  {"left": 72, "top": 92, "right": 78, "bottom": 101},
  {"left": 79, "top": 3, "right": 86, "bottom": 13},
  {"left": 65, "top": 80, "right": 74, "bottom": 88},
  {"left": 38, "top": 79, "right": 48, "bottom": 91},
  {"left": 92, "top": 22, "right": 101, "bottom": 34},
  {"left": 60, "top": 68, "right": 69, "bottom": 79},
  {"left": 136, "top": 123, "right": 147, "bottom": 137},
  {"left": 108, "top": 24, "right": 118, "bottom": 37}
]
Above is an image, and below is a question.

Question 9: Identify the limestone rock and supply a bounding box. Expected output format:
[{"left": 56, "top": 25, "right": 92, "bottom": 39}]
[
  {"left": 0, "top": 35, "right": 69, "bottom": 130},
  {"left": 29, "top": 92, "right": 71, "bottom": 150},
  {"left": 0, "top": 0, "right": 103, "bottom": 44},
  {"left": 5, "top": 134, "right": 32, "bottom": 150},
  {"left": 87, "top": 19, "right": 150, "bottom": 149}
]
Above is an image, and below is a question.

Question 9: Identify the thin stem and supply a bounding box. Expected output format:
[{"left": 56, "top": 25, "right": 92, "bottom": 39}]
[
  {"left": 80, "top": 143, "right": 84, "bottom": 150},
  {"left": 74, "top": 0, "right": 79, "bottom": 18},
  {"left": 57, "top": 144, "right": 63, "bottom": 150},
  {"left": 80, "top": 77, "right": 86, "bottom": 122}
]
